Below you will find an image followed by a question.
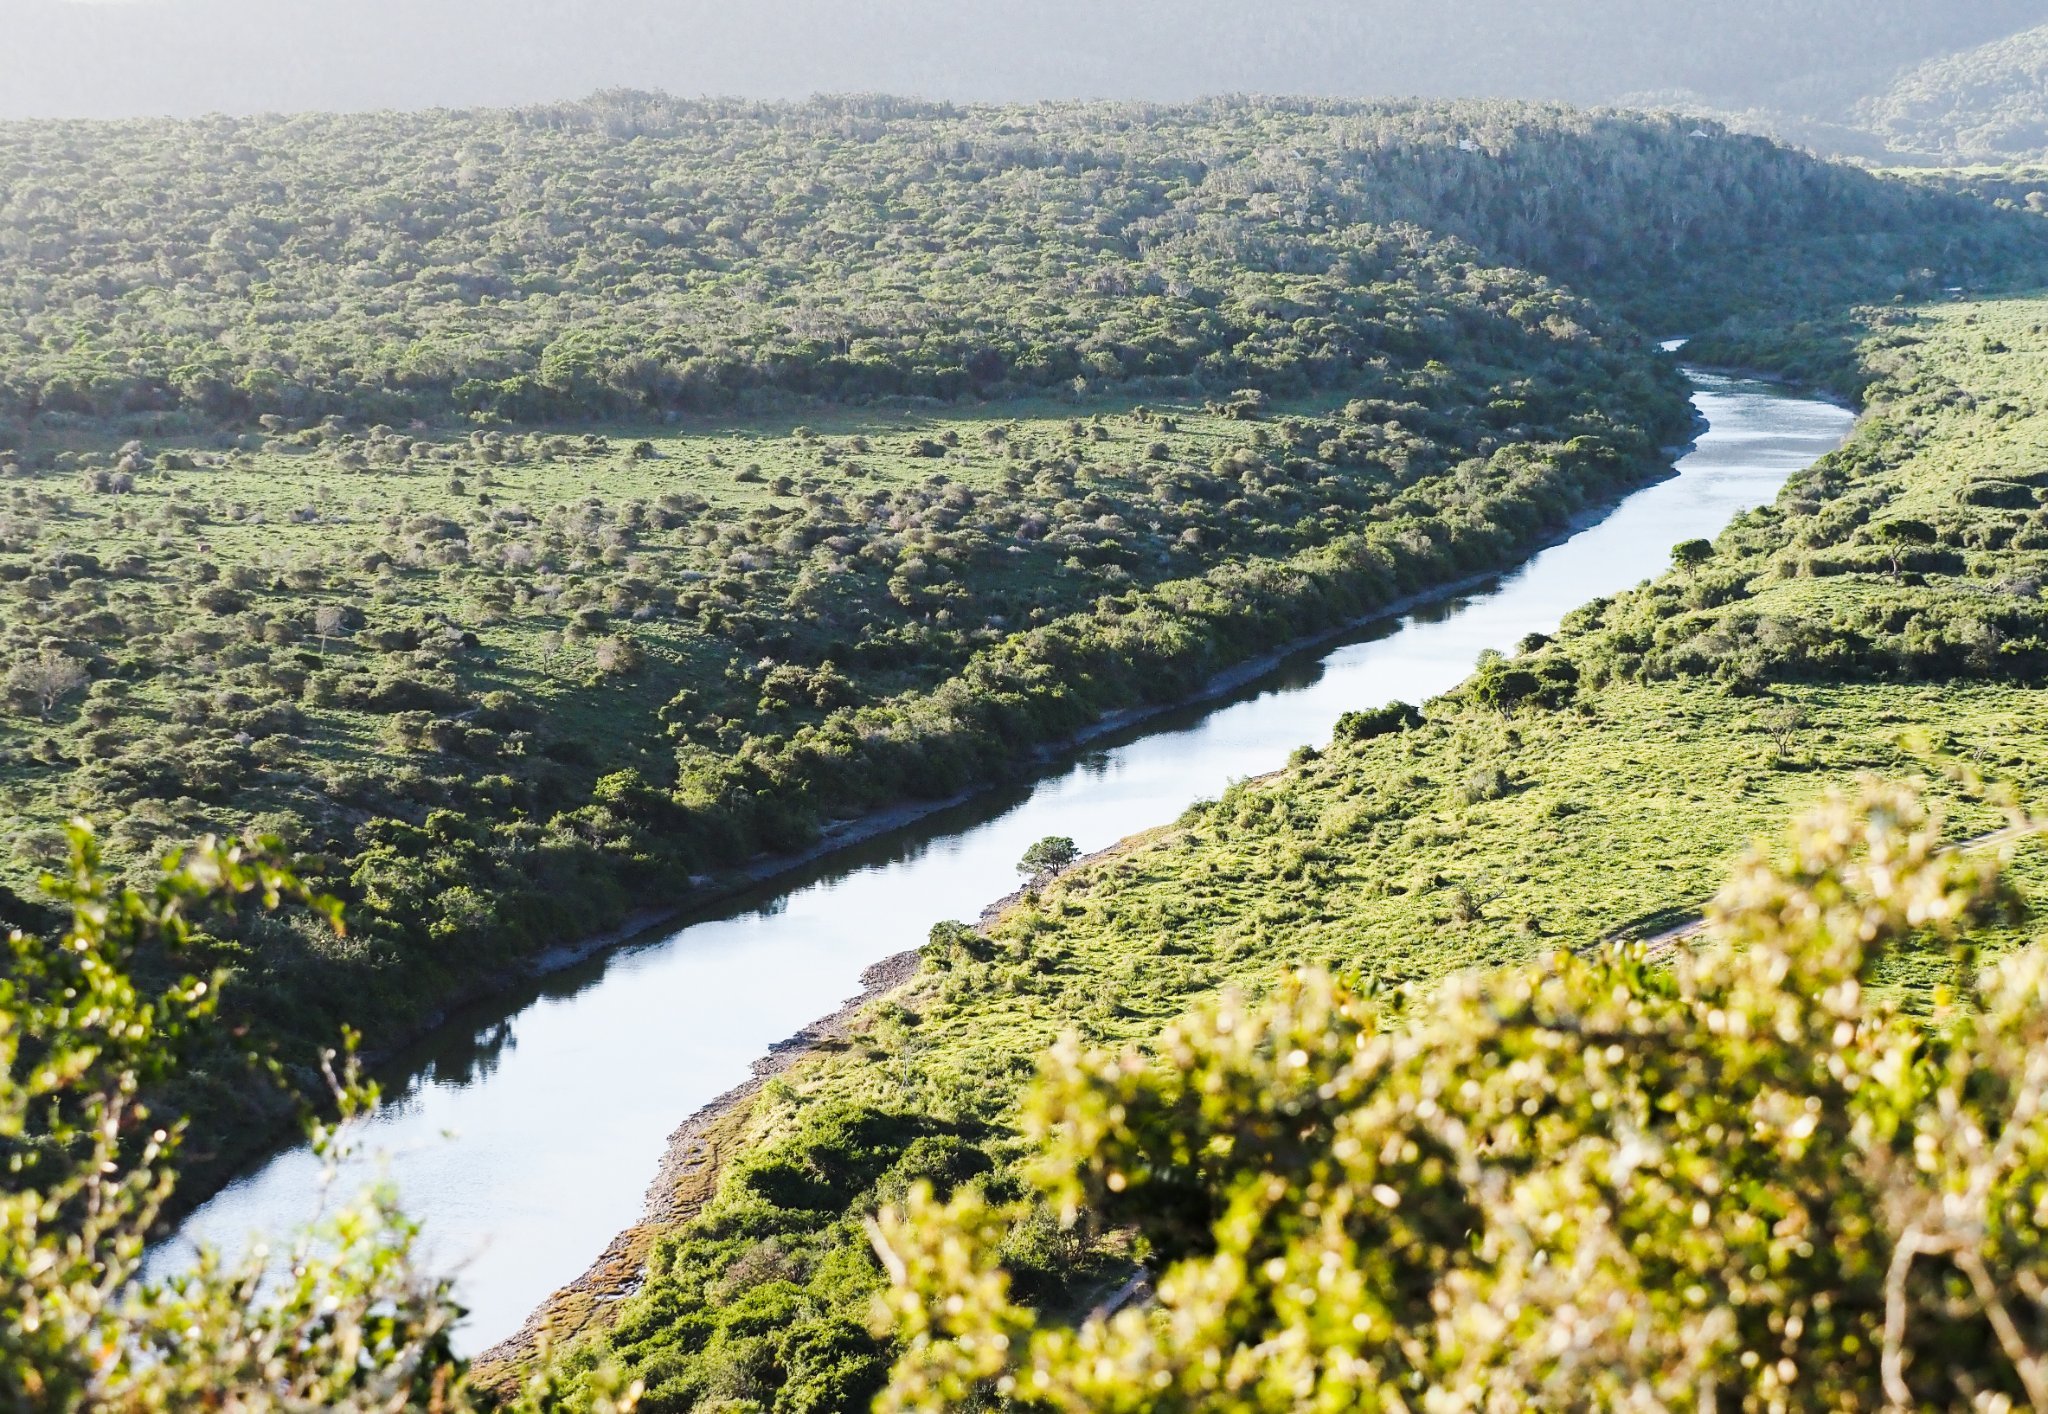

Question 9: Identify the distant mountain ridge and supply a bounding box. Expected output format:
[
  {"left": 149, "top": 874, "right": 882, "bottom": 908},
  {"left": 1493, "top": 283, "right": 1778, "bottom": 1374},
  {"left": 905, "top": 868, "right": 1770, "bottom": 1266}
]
[
  {"left": 5, "top": 0, "right": 2046, "bottom": 130},
  {"left": 1852, "top": 24, "right": 2048, "bottom": 162}
]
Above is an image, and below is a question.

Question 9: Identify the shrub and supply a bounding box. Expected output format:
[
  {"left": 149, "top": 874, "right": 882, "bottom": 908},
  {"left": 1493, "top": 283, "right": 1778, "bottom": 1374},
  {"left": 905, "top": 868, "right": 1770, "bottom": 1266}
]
[
  {"left": 592, "top": 634, "right": 643, "bottom": 676},
  {"left": 1332, "top": 700, "right": 1424, "bottom": 743},
  {"left": 0, "top": 826, "right": 466, "bottom": 1409},
  {"left": 4, "top": 647, "right": 89, "bottom": 718},
  {"left": 1672, "top": 536, "right": 1715, "bottom": 571},
  {"left": 194, "top": 584, "right": 247, "bottom": 615},
  {"left": 874, "top": 782, "right": 2048, "bottom": 1412}
]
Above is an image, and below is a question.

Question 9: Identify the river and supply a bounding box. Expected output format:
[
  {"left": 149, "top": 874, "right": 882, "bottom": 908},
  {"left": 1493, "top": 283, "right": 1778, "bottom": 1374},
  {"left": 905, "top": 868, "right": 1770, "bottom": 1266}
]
[{"left": 155, "top": 368, "right": 1856, "bottom": 1354}]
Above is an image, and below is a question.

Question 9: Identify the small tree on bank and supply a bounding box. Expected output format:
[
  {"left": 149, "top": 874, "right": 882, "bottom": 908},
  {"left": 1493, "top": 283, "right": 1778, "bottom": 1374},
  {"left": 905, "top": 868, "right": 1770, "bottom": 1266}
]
[
  {"left": 1874, "top": 516, "right": 1938, "bottom": 576},
  {"left": 1018, "top": 835, "right": 1079, "bottom": 884},
  {"left": 1672, "top": 536, "right": 1715, "bottom": 573}
]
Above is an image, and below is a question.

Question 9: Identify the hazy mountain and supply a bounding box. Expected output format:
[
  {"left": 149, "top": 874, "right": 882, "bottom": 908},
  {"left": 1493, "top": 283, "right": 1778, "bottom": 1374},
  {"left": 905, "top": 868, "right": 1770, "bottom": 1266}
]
[
  {"left": 6, "top": 0, "right": 2045, "bottom": 122},
  {"left": 1852, "top": 23, "right": 2048, "bottom": 162}
]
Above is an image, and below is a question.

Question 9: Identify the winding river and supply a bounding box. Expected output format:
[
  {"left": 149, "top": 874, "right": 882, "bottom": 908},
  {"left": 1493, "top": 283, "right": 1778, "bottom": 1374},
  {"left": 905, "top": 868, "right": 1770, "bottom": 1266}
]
[{"left": 157, "top": 368, "right": 1856, "bottom": 1353}]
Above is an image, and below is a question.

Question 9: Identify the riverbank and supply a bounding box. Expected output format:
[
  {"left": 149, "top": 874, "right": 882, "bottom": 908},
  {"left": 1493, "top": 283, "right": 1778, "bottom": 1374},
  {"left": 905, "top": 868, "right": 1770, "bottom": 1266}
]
[
  {"left": 471, "top": 946, "right": 922, "bottom": 1383},
  {"left": 423, "top": 509, "right": 1687, "bottom": 1379},
  {"left": 166, "top": 368, "right": 1856, "bottom": 1368},
  {"left": 184, "top": 432, "right": 1707, "bottom": 1212},
  {"left": 475, "top": 816, "right": 1167, "bottom": 1383},
  {"left": 488, "top": 365, "right": 1877, "bottom": 1405},
  {"left": 449, "top": 372, "right": 1851, "bottom": 1374},
  {"left": 514, "top": 444, "right": 1705, "bottom": 985}
]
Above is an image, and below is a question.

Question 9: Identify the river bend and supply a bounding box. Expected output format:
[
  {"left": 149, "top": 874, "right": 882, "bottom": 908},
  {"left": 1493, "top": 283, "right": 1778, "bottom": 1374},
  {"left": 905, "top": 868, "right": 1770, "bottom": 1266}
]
[{"left": 159, "top": 369, "right": 1856, "bottom": 1352}]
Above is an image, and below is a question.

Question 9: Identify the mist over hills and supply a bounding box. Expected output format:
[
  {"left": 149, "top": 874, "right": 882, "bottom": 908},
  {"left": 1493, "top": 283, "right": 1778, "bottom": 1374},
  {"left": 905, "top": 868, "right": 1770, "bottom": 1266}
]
[
  {"left": 8, "top": 0, "right": 2047, "bottom": 145},
  {"left": 1855, "top": 23, "right": 2048, "bottom": 162}
]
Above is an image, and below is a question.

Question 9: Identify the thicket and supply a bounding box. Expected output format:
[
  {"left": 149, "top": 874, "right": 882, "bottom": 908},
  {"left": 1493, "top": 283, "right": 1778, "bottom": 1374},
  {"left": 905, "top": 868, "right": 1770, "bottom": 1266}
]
[
  {"left": 538, "top": 299, "right": 2048, "bottom": 1411},
  {"left": 1560, "top": 322, "right": 2048, "bottom": 698},
  {"left": 6, "top": 93, "right": 2048, "bottom": 1397},
  {"left": 0, "top": 97, "right": 2042, "bottom": 430},
  {"left": 0, "top": 218, "right": 1690, "bottom": 1190},
  {"left": 876, "top": 782, "right": 2048, "bottom": 1411},
  {"left": 1854, "top": 23, "right": 2048, "bottom": 163},
  {"left": 0, "top": 824, "right": 671, "bottom": 1412},
  {"left": 0, "top": 826, "right": 470, "bottom": 1411},
  {"left": 10, "top": 94, "right": 2045, "bottom": 1191}
]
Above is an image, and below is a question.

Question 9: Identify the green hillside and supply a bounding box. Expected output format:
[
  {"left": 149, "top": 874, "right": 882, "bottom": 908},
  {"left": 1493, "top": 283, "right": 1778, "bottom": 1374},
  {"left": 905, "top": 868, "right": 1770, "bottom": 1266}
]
[
  {"left": 1855, "top": 23, "right": 2048, "bottom": 162},
  {"left": 8, "top": 99, "right": 2038, "bottom": 1187},
  {"left": 0, "top": 95, "right": 2035, "bottom": 434},
  {"left": 530, "top": 298, "right": 2048, "bottom": 1411},
  {"left": 8, "top": 78, "right": 2048, "bottom": 1414}
]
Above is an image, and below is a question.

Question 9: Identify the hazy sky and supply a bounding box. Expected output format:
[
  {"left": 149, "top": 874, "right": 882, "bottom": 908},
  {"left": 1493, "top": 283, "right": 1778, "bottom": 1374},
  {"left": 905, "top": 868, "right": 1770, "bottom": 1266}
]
[{"left": 7, "top": 1, "right": 2046, "bottom": 121}]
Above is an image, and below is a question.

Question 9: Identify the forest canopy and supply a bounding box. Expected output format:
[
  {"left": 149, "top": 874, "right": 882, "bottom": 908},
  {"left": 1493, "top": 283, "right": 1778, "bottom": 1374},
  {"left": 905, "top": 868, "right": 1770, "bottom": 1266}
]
[
  {"left": 1855, "top": 23, "right": 2048, "bottom": 162},
  {"left": 0, "top": 97, "right": 2041, "bottom": 432}
]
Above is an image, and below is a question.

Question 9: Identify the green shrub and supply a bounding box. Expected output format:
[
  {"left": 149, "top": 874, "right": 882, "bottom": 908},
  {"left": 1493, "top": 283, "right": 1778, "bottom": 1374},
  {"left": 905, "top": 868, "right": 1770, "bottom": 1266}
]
[{"left": 873, "top": 782, "right": 2048, "bottom": 1412}]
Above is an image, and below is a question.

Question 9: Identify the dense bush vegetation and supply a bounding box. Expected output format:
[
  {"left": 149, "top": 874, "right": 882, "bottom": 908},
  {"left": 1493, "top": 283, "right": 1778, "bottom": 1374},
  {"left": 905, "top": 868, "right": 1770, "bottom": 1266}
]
[
  {"left": 535, "top": 298, "right": 2048, "bottom": 1410},
  {"left": 8, "top": 90, "right": 2048, "bottom": 1405},
  {"left": 0, "top": 96, "right": 2040, "bottom": 431},
  {"left": 0, "top": 825, "right": 678, "bottom": 1411},
  {"left": 1563, "top": 313, "right": 2048, "bottom": 696},
  {"left": 1, "top": 108, "right": 1723, "bottom": 1190},
  {"left": 877, "top": 782, "right": 2047, "bottom": 1411},
  {"left": 1855, "top": 23, "right": 2048, "bottom": 163},
  {"left": 6, "top": 99, "right": 2045, "bottom": 1192}
]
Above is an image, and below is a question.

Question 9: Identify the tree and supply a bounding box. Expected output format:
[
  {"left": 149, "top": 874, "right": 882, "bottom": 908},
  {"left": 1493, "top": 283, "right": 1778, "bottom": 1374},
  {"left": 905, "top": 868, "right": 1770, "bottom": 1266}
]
[
  {"left": 6, "top": 647, "right": 88, "bottom": 718},
  {"left": 1672, "top": 536, "right": 1715, "bottom": 572},
  {"left": 313, "top": 603, "right": 349, "bottom": 657},
  {"left": 1018, "top": 835, "right": 1079, "bottom": 882},
  {"left": 1759, "top": 700, "right": 1811, "bottom": 758},
  {"left": 1874, "top": 515, "right": 1938, "bottom": 575},
  {"left": 874, "top": 782, "right": 2048, "bottom": 1412}
]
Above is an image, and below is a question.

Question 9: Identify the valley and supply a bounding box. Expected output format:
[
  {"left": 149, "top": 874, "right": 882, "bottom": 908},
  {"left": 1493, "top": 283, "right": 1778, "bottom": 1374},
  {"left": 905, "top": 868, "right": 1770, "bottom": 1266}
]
[
  {"left": 6, "top": 74, "right": 2048, "bottom": 1414},
  {"left": 508, "top": 302, "right": 2048, "bottom": 1409}
]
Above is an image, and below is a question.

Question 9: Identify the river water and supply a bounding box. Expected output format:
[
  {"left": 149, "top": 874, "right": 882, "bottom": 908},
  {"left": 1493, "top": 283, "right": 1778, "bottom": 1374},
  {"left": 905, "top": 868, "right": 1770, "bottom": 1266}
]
[{"left": 157, "top": 369, "right": 1856, "bottom": 1353}]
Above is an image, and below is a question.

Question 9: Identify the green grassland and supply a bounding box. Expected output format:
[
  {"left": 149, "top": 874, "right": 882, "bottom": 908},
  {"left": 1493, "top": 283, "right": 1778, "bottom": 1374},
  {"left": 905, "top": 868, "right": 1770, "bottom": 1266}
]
[
  {"left": 7, "top": 95, "right": 2048, "bottom": 1192},
  {"left": 533, "top": 298, "right": 2048, "bottom": 1412},
  {"left": 0, "top": 261, "right": 1690, "bottom": 1185}
]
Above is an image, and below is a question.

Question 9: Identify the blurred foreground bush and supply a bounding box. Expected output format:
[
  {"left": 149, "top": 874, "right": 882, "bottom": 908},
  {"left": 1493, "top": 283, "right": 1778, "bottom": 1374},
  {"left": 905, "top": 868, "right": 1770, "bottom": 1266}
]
[
  {"left": 0, "top": 823, "right": 640, "bottom": 1413},
  {"left": 875, "top": 781, "right": 2048, "bottom": 1412}
]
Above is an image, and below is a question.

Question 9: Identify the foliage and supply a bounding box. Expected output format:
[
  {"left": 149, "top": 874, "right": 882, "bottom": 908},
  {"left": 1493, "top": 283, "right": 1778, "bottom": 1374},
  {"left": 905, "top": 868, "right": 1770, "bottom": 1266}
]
[
  {"left": 1017, "top": 838, "right": 1079, "bottom": 883},
  {"left": 1672, "top": 536, "right": 1715, "bottom": 571},
  {"left": 1855, "top": 24, "right": 2048, "bottom": 163},
  {"left": 0, "top": 98, "right": 2037, "bottom": 429},
  {"left": 0, "top": 216, "right": 1692, "bottom": 1193},
  {"left": 0, "top": 822, "right": 472, "bottom": 1412},
  {"left": 2, "top": 647, "right": 84, "bottom": 718},
  {"left": 1564, "top": 300, "right": 2048, "bottom": 700},
  {"left": 872, "top": 781, "right": 2047, "bottom": 1411},
  {"left": 541, "top": 295, "right": 2048, "bottom": 1408},
  {"left": 6, "top": 88, "right": 2048, "bottom": 1403},
  {"left": 5, "top": 95, "right": 2044, "bottom": 1204}
]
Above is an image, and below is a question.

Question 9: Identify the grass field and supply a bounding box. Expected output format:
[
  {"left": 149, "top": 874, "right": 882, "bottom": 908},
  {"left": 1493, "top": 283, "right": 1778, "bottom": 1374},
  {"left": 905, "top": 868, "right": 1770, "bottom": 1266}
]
[
  {"left": 531, "top": 295, "right": 2048, "bottom": 1411},
  {"left": 0, "top": 287, "right": 1688, "bottom": 1196}
]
